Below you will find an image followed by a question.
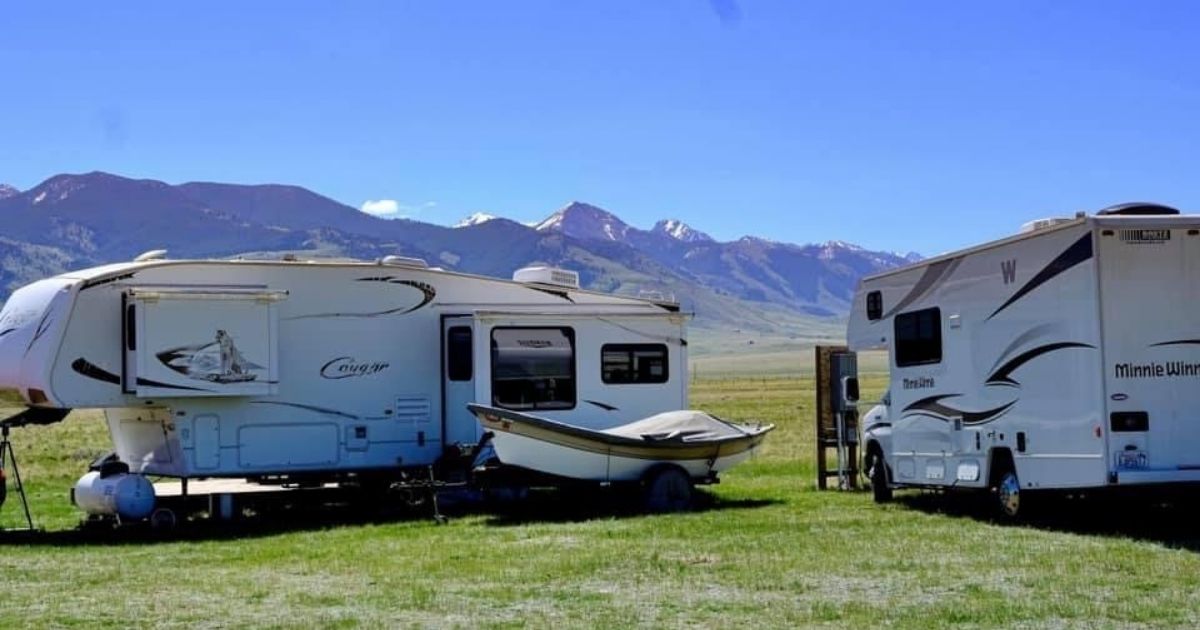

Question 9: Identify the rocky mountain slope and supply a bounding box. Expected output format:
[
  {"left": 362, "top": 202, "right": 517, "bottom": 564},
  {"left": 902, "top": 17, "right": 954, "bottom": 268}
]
[{"left": 0, "top": 172, "right": 919, "bottom": 331}]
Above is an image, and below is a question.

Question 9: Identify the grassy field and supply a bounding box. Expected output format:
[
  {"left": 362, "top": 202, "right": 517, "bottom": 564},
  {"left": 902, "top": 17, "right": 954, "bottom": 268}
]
[{"left": 2, "top": 376, "right": 1200, "bottom": 627}]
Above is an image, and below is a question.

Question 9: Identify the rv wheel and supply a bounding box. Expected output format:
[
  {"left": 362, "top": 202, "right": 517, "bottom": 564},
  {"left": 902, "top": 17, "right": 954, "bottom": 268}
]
[
  {"left": 868, "top": 452, "right": 892, "bottom": 504},
  {"left": 642, "top": 465, "right": 693, "bottom": 513},
  {"left": 994, "top": 469, "right": 1022, "bottom": 519}
]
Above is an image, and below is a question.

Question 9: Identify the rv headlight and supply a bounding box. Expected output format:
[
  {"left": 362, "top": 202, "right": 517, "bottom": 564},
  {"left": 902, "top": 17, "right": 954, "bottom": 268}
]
[{"left": 956, "top": 461, "right": 980, "bottom": 482}]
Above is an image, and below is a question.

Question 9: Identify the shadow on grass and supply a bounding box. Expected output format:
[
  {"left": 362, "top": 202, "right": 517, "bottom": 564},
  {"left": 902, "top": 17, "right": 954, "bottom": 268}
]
[
  {"left": 897, "top": 489, "right": 1200, "bottom": 552},
  {"left": 0, "top": 486, "right": 779, "bottom": 546},
  {"left": 478, "top": 487, "right": 779, "bottom": 527},
  {"left": 0, "top": 501, "right": 432, "bottom": 547}
]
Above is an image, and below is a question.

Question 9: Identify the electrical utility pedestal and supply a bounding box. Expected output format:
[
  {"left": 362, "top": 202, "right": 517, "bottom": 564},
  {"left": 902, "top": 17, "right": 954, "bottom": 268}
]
[{"left": 815, "top": 346, "right": 860, "bottom": 490}]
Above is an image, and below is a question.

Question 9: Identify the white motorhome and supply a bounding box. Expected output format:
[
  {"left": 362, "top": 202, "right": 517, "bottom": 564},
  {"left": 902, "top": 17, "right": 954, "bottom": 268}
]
[
  {"left": 848, "top": 203, "right": 1200, "bottom": 517},
  {"left": 0, "top": 255, "right": 688, "bottom": 518}
]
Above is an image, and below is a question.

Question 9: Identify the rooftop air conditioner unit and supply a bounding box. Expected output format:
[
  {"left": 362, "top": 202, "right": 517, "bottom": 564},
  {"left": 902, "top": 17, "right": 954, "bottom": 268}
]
[
  {"left": 379, "top": 255, "right": 429, "bottom": 268},
  {"left": 1020, "top": 218, "right": 1075, "bottom": 234},
  {"left": 513, "top": 265, "right": 580, "bottom": 289}
]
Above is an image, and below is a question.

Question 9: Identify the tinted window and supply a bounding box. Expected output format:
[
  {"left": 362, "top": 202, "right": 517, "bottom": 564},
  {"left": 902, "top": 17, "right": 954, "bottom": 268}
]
[
  {"left": 866, "top": 291, "right": 882, "bottom": 321},
  {"left": 447, "top": 326, "right": 472, "bottom": 381},
  {"left": 602, "top": 344, "right": 668, "bottom": 384},
  {"left": 894, "top": 307, "right": 942, "bottom": 367},
  {"left": 491, "top": 327, "right": 575, "bottom": 410}
]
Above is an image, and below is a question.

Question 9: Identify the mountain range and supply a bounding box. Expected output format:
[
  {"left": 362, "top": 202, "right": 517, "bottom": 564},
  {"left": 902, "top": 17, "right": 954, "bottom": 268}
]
[{"left": 0, "top": 172, "right": 920, "bottom": 333}]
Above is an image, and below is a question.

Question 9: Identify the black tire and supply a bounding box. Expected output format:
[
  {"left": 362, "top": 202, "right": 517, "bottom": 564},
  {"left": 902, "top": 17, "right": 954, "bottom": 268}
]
[
  {"left": 642, "top": 465, "right": 694, "bottom": 513},
  {"left": 150, "top": 508, "right": 177, "bottom": 531},
  {"left": 869, "top": 451, "right": 893, "bottom": 504}
]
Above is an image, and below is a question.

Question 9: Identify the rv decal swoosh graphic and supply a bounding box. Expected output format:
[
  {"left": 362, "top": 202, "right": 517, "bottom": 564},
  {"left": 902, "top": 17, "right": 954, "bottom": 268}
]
[
  {"left": 70, "top": 357, "right": 212, "bottom": 391},
  {"left": 72, "top": 358, "right": 121, "bottom": 385},
  {"left": 988, "top": 323, "right": 1058, "bottom": 374},
  {"left": 250, "top": 401, "right": 360, "bottom": 420},
  {"left": 0, "top": 327, "right": 15, "bottom": 338},
  {"left": 880, "top": 257, "right": 961, "bottom": 320},
  {"left": 986, "top": 342, "right": 1095, "bottom": 387},
  {"left": 1150, "top": 339, "right": 1200, "bottom": 347},
  {"left": 902, "top": 394, "right": 1017, "bottom": 426},
  {"left": 584, "top": 400, "right": 619, "bottom": 411},
  {"left": 988, "top": 233, "right": 1093, "bottom": 320},
  {"left": 527, "top": 285, "right": 575, "bottom": 302},
  {"left": 24, "top": 312, "right": 54, "bottom": 357},
  {"left": 135, "top": 377, "right": 212, "bottom": 391},
  {"left": 286, "top": 278, "right": 437, "bottom": 320}
]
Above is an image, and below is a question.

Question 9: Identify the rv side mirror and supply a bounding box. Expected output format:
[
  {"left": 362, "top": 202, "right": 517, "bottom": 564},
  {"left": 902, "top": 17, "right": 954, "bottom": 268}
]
[{"left": 841, "top": 376, "right": 859, "bottom": 405}]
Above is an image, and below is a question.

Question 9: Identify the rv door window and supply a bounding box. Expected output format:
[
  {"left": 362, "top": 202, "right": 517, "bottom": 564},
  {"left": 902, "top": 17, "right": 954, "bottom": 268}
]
[
  {"left": 446, "top": 326, "right": 473, "bottom": 381},
  {"left": 894, "top": 307, "right": 942, "bottom": 367},
  {"left": 602, "top": 344, "right": 668, "bottom": 384},
  {"left": 491, "top": 327, "right": 576, "bottom": 410}
]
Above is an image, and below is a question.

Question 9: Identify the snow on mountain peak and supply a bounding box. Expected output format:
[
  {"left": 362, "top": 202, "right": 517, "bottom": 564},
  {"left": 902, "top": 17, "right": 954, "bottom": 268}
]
[
  {"left": 534, "top": 201, "right": 631, "bottom": 242},
  {"left": 534, "top": 211, "right": 565, "bottom": 232},
  {"left": 0, "top": 184, "right": 18, "bottom": 200},
  {"left": 653, "top": 218, "right": 713, "bottom": 243},
  {"left": 821, "top": 240, "right": 864, "bottom": 251},
  {"left": 454, "top": 212, "right": 496, "bottom": 228}
]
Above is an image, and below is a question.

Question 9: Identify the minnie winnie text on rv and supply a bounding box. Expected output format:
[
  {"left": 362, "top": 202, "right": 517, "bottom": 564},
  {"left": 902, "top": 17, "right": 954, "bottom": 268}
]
[
  {"left": 846, "top": 202, "right": 1200, "bottom": 518},
  {"left": 0, "top": 256, "right": 762, "bottom": 522}
]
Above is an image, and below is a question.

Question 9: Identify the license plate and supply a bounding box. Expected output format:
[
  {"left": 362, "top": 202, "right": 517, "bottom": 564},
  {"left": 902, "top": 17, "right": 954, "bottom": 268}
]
[{"left": 1117, "top": 451, "right": 1148, "bottom": 469}]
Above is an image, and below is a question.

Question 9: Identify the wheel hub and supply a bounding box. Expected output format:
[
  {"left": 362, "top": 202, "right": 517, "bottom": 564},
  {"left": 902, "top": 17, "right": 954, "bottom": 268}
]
[{"left": 997, "top": 472, "right": 1020, "bottom": 516}]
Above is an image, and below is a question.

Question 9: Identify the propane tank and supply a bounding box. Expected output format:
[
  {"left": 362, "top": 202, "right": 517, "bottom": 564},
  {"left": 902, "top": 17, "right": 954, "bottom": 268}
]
[{"left": 73, "top": 471, "right": 156, "bottom": 520}]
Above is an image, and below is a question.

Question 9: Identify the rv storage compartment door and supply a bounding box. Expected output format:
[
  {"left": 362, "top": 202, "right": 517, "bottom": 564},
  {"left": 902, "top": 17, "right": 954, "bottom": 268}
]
[{"left": 125, "top": 288, "right": 286, "bottom": 398}]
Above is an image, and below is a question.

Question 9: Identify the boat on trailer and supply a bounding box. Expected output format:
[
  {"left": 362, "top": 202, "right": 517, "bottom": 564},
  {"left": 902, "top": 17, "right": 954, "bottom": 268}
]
[{"left": 469, "top": 403, "right": 774, "bottom": 483}]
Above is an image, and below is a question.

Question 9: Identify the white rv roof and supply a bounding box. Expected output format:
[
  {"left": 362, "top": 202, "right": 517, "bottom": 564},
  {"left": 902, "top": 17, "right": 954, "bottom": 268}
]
[
  {"left": 861, "top": 213, "right": 1200, "bottom": 284},
  {"left": 57, "top": 257, "right": 683, "bottom": 311}
]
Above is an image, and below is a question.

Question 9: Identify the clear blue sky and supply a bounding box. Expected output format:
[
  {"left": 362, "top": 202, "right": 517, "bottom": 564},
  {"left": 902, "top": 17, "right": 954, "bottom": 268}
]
[{"left": 2, "top": 1, "right": 1198, "bottom": 255}]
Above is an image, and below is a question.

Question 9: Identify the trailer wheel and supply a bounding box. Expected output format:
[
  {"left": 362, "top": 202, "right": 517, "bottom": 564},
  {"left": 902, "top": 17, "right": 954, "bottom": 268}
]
[
  {"left": 150, "top": 508, "right": 177, "bottom": 531},
  {"left": 868, "top": 449, "right": 893, "bottom": 504},
  {"left": 642, "top": 465, "right": 693, "bottom": 513}
]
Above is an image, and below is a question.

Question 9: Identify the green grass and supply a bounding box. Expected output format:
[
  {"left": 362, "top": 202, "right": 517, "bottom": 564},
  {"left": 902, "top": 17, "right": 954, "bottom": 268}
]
[{"left": 2, "top": 376, "right": 1200, "bottom": 627}]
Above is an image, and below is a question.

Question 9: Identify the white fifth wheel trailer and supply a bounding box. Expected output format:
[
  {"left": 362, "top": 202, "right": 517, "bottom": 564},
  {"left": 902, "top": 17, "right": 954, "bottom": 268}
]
[
  {"left": 0, "top": 255, "right": 691, "bottom": 520},
  {"left": 848, "top": 203, "right": 1200, "bottom": 517}
]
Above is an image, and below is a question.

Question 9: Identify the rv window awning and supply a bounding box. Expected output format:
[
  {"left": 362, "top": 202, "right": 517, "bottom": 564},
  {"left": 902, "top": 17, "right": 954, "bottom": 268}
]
[
  {"left": 472, "top": 310, "right": 691, "bottom": 320},
  {"left": 490, "top": 328, "right": 573, "bottom": 352},
  {"left": 126, "top": 288, "right": 289, "bottom": 302}
]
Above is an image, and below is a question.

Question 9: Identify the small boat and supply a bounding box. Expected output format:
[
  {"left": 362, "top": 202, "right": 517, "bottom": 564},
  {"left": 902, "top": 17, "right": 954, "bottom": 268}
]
[{"left": 467, "top": 404, "right": 774, "bottom": 483}]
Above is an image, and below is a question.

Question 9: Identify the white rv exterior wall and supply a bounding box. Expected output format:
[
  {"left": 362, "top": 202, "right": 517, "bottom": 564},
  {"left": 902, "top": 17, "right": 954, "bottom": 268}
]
[
  {"left": 1096, "top": 219, "right": 1200, "bottom": 482},
  {"left": 0, "top": 260, "right": 687, "bottom": 479},
  {"left": 851, "top": 221, "right": 1108, "bottom": 490}
]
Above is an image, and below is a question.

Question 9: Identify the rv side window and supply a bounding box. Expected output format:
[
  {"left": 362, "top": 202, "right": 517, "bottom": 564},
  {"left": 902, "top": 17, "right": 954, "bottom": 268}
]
[
  {"left": 602, "top": 344, "right": 668, "bottom": 384},
  {"left": 866, "top": 291, "right": 882, "bottom": 321},
  {"left": 894, "top": 307, "right": 942, "bottom": 367},
  {"left": 491, "top": 327, "right": 576, "bottom": 410},
  {"left": 446, "top": 326, "right": 472, "bottom": 381}
]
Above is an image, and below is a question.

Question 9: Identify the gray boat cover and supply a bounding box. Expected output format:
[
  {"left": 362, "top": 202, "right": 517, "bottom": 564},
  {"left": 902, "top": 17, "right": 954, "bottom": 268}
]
[{"left": 600, "top": 410, "right": 756, "bottom": 443}]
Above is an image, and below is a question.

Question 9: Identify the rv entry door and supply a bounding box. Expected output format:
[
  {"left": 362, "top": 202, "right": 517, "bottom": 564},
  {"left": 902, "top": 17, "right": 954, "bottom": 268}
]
[{"left": 442, "top": 316, "right": 480, "bottom": 447}]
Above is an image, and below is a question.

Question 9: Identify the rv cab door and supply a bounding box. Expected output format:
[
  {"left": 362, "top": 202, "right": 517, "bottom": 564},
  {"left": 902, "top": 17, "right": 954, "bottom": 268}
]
[{"left": 442, "top": 317, "right": 480, "bottom": 447}]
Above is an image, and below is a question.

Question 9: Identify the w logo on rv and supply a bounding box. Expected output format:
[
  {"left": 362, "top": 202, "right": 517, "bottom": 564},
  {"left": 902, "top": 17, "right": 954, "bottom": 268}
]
[{"left": 1000, "top": 259, "right": 1017, "bottom": 285}]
